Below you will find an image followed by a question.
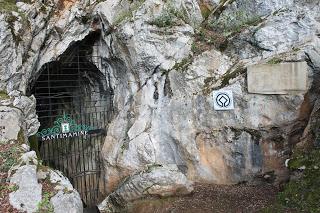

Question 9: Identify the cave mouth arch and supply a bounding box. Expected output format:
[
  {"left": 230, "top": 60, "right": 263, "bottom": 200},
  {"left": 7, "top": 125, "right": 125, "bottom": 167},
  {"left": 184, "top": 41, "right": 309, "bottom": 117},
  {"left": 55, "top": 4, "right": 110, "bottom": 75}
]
[{"left": 27, "top": 32, "right": 113, "bottom": 207}]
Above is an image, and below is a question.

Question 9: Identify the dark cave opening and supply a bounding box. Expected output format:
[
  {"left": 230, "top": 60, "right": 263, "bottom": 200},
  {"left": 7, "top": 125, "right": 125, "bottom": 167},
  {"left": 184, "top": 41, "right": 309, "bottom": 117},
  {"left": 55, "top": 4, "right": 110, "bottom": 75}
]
[{"left": 27, "top": 31, "right": 112, "bottom": 207}]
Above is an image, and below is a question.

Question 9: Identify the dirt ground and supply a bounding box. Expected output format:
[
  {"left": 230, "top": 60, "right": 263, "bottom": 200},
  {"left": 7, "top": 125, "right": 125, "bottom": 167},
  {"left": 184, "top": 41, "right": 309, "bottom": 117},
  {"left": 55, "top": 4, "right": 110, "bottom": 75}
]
[{"left": 127, "top": 183, "right": 285, "bottom": 213}]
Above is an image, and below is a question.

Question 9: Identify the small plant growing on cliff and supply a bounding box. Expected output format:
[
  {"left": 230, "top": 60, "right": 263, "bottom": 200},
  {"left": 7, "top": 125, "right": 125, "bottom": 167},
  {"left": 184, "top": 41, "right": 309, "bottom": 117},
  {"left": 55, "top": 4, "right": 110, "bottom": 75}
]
[
  {"left": 267, "top": 57, "right": 283, "bottom": 64},
  {"left": 0, "top": 0, "right": 18, "bottom": 12},
  {"left": 113, "top": 0, "right": 145, "bottom": 26},
  {"left": 0, "top": 142, "right": 22, "bottom": 172},
  {"left": 192, "top": 27, "right": 228, "bottom": 54},
  {"left": 37, "top": 192, "right": 54, "bottom": 213},
  {"left": 0, "top": 90, "right": 9, "bottom": 100},
  {"left": 209, "top": 9, "right": 263, "bottom": 36},
  {"left": 149, "top": 5, "right": 188, "bottom": 28}
]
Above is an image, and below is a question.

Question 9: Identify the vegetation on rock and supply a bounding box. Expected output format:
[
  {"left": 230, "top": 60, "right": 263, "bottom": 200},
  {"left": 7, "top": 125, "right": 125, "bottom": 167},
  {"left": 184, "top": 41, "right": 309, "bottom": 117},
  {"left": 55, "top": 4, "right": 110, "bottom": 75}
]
[
  {"left": 0, "top": 133, "right": 24, "bottom": 212},
  {"left": 149, "top": 5, "right": 188, "bottom": 28},
  {"left": 0, "top": 0, "right": 18, "bottom": 12},
  {"left": 264, "top": 148, "right": 320, "bottom": 212},
  {"left": 208, "top": 9, "right": 263, "bottom": 36},
  {"left": 37, "top": 192, "right": 54, "bottom": 213},
  {"left": 0, "top": 90, "right": 9, "bottom": 100},
  {"left": 113, "top": 0, "right": 145, "bottom": 26},
  {"left": 0, "top": 140, "right": 23, "bottom": 173},
  {"left": 279, "top": 148, "right": 320, "bottom": 212}
]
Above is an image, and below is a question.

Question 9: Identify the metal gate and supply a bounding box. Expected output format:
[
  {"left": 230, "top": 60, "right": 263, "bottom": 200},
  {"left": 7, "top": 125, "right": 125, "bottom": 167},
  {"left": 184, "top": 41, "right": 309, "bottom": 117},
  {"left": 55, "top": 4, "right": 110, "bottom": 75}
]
[{"left": 30, "top": 41, "right": 112, "bottom": 206}]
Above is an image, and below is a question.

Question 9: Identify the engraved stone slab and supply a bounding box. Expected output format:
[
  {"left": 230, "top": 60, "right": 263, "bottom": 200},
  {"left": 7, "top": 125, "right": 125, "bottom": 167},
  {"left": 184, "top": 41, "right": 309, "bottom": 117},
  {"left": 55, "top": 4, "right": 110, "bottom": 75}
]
[{"left": 247, "top": 62, "right": 308, "bottom": 94}]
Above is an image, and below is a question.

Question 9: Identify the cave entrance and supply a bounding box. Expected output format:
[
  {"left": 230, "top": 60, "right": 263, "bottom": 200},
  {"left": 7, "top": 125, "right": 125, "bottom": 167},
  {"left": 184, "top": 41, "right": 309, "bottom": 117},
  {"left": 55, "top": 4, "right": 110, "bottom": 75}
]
[{"left": 28, "top": 34, "right": 113, "bottom": 207}]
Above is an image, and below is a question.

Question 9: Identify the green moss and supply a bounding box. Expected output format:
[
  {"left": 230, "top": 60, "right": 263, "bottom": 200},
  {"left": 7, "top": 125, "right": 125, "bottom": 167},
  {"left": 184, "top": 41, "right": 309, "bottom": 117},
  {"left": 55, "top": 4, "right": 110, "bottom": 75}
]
[
  {"left": 5, "top": 14, "right": 24, "bottom": 46},
  {"left": 17, "top": 129, "right": 25, "bottom": 144},
  {"left": 172, "top": 56, "right": 193, "bottom": 72},
  {"left": 292, "top": 47, "right": 300, "bottom": 52},
  {"left": 260, "top": 203, "right": 289, "bottom": 213},
  {"left": 0, "top": 0, "right": 18, "bottom": 12},
  {"left": 39, "top": 5, "right": 47, "bottom": 14},
  {"left": 264, "top": 149, "right": 320, "bottom": 212},
  {"left": 267, "top": 57, "right": 283, "bottom": 64},
  {"left": 199, "top": 3, "right": 211, "bottom": 19},
  {"left": 114, "top": 10, "right": 133, "bottom": 26},
  {"left": 0, "top": 90, "right": 9, "bottom": 99},
  {"left": 81, "top": 15, "right": 90, "bottom": 24},
  {"left": 37, "top": 162, "right": 50, "bottom": 172},
  {"left": 0, "top": 144, "right": 22, "bottom": 172},
  {"left": 63, "top": 187, "right": 73, "bottom": 194},
  {"left": 146, "top": 163, "right": 162, "bottom": 172},
  {"left": 8, "top": 184, "right": 19, "bottom": 192},
  {"left": 209, "top": 9, "right": 263, "bottom": 36},
  {"left": 0, "top": 130, "right": 25, "bottom": 172},
  {"left": 203, "top": 64, "right": 245, "bottom": 95},
  {"left": 220, "top": 65, "right": 246, "bottom": 88}
]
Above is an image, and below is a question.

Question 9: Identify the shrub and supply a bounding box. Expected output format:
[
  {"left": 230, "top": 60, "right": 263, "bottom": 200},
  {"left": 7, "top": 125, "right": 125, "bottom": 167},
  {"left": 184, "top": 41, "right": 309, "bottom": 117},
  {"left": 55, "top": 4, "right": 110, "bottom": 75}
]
[
  {"left": 149, "top": 5, "right": 187, "bottom": 28},
  {"left": 209, "top": 9, "right": 263, "bottom": 36},
  {"left": 37, "top": 192, "right": 54, "bottom": 213},
  {"left": 263, "top": 149, "right": 320, "bottom": 212},
  {"left": 0, "top": 0, "right": 18, "bottom": 12}
]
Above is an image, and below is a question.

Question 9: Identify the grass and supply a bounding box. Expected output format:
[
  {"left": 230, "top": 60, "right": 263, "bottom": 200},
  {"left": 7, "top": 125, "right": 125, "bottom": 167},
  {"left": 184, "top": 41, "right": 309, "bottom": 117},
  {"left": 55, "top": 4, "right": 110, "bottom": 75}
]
[{"left": 0, "top": 142, "right": 23, "bottom": 173}]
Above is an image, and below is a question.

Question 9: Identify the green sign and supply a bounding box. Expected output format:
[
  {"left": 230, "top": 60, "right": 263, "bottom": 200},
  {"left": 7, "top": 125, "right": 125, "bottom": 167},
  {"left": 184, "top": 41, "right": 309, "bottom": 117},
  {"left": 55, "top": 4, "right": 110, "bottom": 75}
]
[{"left": 37, "top": 114, "right": 95, "bottom": 141}]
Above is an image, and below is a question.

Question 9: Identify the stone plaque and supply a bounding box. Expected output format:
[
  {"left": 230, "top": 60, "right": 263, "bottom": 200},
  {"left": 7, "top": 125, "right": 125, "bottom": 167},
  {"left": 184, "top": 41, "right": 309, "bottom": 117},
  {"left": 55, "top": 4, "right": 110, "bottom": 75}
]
[
  {"left": 213, "top": 90, "right": 234, "bottom": 111},
  {"left": 247, "top": 62, "right": 308, "bottom": 94}
]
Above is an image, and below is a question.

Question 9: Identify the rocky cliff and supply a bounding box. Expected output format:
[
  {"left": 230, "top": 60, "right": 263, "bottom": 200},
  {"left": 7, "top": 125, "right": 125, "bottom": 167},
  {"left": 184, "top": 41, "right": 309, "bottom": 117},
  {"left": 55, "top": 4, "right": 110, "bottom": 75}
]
[{"left": 0, "top": 0, "right": 319, "bottom": 212}]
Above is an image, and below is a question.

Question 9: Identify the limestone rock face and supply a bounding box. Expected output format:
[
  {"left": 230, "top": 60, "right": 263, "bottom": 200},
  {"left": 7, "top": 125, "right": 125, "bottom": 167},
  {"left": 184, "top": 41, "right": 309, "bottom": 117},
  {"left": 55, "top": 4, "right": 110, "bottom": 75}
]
[
  {"left": 98, "top": 165, "right": 193, "bottom": 212},
  {"left": 8, "top": 149, "right": 83, "bottom": 213},
  {"left": 9, "top": 165, "right": 42, "bottom": 213},
  {"left": 253, "top": 7, "right": 318, "bottom": 52},
  {"left": 0, "top": 0, "right": 97, "bottom": 93},
  {"left": 0, "top": 106, "right": 22, "bottom": 141},
  {"left": 51, "top": 191, "right": 83, "bottom": 213},
  {"left": 96, "top": 1, "right": 320, "bottom": 203},
  {"left": 0, "top": 95, "right": 82, "bottom": 212}
]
